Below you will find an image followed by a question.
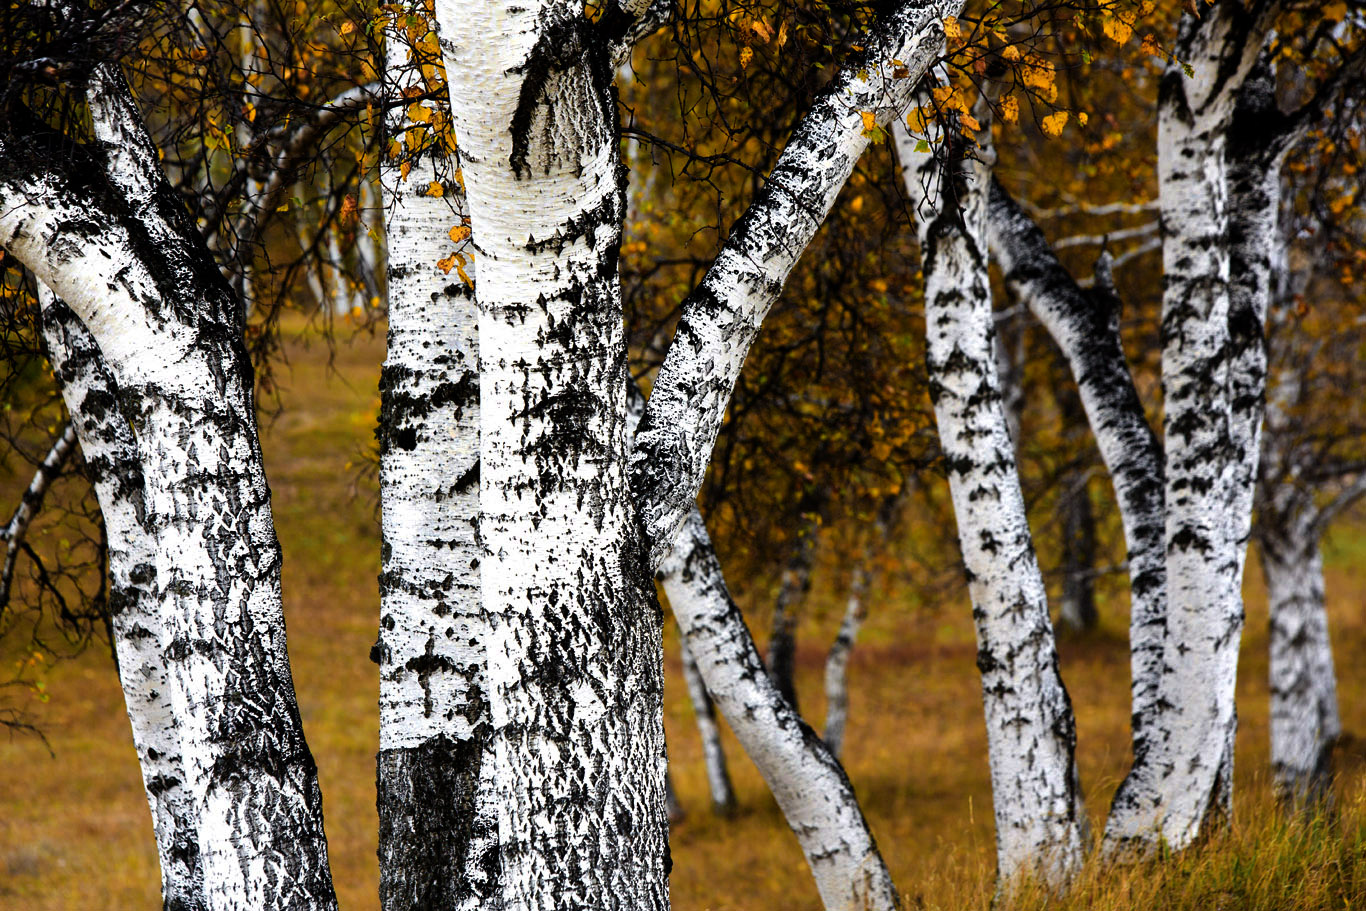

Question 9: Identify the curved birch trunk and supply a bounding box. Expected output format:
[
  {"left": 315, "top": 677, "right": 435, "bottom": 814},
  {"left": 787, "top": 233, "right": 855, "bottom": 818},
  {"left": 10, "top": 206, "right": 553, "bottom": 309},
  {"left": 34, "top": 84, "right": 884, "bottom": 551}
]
[
  {"left": 39, "top": 292, "right": 204, "bottom": 910},
  {"left": 677, "top": 632, "right": 737, "bottom": 814},
  {"left": 895, "top": 109, "right": 1084, "bottom": 883},
  {"left": 1, "top": 71, "right": 337, "bottom": 910},
  {"left": 374, "top": 9, "right": 498, "bottom": 907},
  {"left": 985, "top": 179, "right": 1167, "bottom": 732},
  {"left": 437, "top": 4, "right": 668, "bottom": 907},
  {"left": 661, "top": 508, "right": 900, "bottom": 911},
  {"left": 629, "top": 0, "right": 962, "bottom": 568}
]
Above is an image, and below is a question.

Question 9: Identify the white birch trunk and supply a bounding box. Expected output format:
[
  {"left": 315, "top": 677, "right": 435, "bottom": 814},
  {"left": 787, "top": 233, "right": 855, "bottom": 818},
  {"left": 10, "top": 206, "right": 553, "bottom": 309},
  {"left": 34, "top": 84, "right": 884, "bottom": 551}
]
[
  {"left": 39, "top": 291, "right": 205, "bottom": 911},
  {"left": 677, "top": 632, "right": 737, "bottom": 814},
  {"left": 436, "top": 4, "right": 668, "bottom": 907},
  {"left": 1105, "top": 8, "right": 1277, "bottom": 850},
  {"left": 374, "top": 8, "right": 498, "bottom": 906},
  {"left": 661, "top": 508, "right": 900, "bottom": 911},
  {"left": 629, "top": 0, "right": 962, "bottom": 567},
  {"left": 895, "top": 111, "right": 1084, "bottom": 883},
  {"left": 1, "top": 71, "right": 338, "bottom": 910},
  {"left": 985, "top": 180, "right": 1167, "bottom": 736}
]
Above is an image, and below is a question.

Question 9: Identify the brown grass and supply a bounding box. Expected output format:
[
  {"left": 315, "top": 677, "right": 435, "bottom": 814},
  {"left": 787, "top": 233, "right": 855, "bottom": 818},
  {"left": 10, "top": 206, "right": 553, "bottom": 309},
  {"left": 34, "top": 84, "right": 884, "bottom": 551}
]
[{"left": 3, "top": 323, "right": 1365, "bottom": 910}]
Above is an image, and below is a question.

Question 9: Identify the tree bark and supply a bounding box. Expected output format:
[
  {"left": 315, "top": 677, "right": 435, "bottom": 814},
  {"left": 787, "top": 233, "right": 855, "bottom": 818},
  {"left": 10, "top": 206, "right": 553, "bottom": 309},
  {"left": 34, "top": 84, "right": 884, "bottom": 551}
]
[
  {"left": 1105, "top": 7, "right": 1279, "bottom": 851},
  {"left": 374, "top": 8, "right": 498, "bottom": 907},
  {"left": 437, "top": 4, "right": 669, "bottom": 907},
  {"left": 1, "top": 71, "right": 338, "bottom": 910},
  {"left": 986, "top": 180, "right": 1166, "bottom": 735},
  {"left": 895, "top": 109, "right": 1084, "bottom": 883},
  {"left": 661, "top": 508, "right": 900, "bottom": 911},
  {"left": 629, "top": 0, "right": 963, "bottom": 568},
  {"left": 38, "top": 292, "right": 205, "bottom": 911}
]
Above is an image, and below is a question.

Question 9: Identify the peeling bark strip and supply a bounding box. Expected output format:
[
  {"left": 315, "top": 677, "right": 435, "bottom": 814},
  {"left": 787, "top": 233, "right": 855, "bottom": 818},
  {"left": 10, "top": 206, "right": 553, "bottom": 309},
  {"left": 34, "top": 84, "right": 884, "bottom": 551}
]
[
  {"left": 375, "top": 7, "right": 497, "bottom": 907},
  {"left": 677, "top": 632, "right": 737, "bottom": 814},
  {"left": 985, "top": 181, "right": 1167, "bottom": 740},
  {"left": 662, "top": 508, "right": 900, "bottom": 911},
  {"left": 896, "top": 112, "right": 1083, "bottom": 883},
  {"left": 1104, "top": 3, "right": 1279, "bottom": 853},
  {"left": 630, "top": 0, "right": 962, "bottom": 570},
  {"left": 1, "top": 75, "right": 337, "bottom": 909},
  {"left": 38, "top": 293, "right": 203, "bottom": 911},
  {"left": 437, "top": 3, "right": 668, "bottom": 907}
]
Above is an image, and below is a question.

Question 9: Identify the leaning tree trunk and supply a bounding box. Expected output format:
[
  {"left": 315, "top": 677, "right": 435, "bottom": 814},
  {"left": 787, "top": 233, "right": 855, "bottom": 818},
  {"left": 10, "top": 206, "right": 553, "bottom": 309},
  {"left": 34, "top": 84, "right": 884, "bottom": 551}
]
[
  {"left": 896, "top": 106, "right": 1084, "bottom": 884},
  {"left": 662, "top": 508, "right": 900, "bottom": 911},
  {"left": 39, "top": 292, "right": 203, "bottom": 910},
  {"left": 437, "top": 3, "right": 670, "bottom": 907},
  {"left": 1, "top": 70, "right": 338, "bottom": 909},
  {"left": 373, "top": 7, "right": 498, "bottom": 907},
  {"left": 986, "top": 180, "right": 1167, "bottom": 748},
  {"left": 1103, "top": 6, "right": 1276, "bottom": 854},
  {"left": 1259, "top": 512, "right": 1340, "bottom": 809},
  {"left": 677, "top": 631, "right": 738, "bottom": 814},
  {"left": 767, "top": 505, "right": 822, "bottom": 714}
]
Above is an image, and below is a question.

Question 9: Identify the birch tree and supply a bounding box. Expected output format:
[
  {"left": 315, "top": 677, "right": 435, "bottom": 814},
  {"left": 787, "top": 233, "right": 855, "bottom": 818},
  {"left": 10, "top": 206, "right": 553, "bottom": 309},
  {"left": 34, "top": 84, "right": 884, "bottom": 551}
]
[
  {"left": 373, "top": 4, "right": 497, "bottom": 906},
  {"left": 894, "top": 98, "right": 1085, "bottom": 883},
  {"left": 0, "top": 63, "right": 338, "bottom": 909}
]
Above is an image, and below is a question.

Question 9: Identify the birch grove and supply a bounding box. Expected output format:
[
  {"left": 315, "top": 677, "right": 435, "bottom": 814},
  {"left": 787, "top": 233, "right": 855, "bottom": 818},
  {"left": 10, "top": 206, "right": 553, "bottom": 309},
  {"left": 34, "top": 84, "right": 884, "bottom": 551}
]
[{"left": 6, "top": 0, "right": 1366, "bottom": 908}]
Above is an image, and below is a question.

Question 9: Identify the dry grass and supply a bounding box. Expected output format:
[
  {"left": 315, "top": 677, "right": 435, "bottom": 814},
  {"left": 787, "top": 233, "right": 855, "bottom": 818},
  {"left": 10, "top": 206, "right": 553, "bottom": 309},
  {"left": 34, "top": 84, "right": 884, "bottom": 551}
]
[{"left": 3, "top": 324, "right": 1365, "bottom": 910}]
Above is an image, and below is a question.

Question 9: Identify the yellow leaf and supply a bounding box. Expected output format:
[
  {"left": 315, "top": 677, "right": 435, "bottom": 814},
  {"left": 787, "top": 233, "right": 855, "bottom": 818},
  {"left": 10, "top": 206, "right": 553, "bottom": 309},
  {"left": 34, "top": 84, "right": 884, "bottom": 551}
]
[
  {"left": 1078, "top": 112, "right": 1089, "bottom": 127},
  {"left": 426, "top": 181, "right": 444, "bottom": 197},
  {"left": 1001, "top": 45, "right": 1021, "bottom": 62},
  {"left": 739, "top": 47, "right": 753, "bottom": 70},
  {"left": 437, "top": 254, "right": 456, "bottom": 274},
  {"left": 340, "top": 20, "right": 356, "bottom": 35},
  {"left": 407, "top": 103, "right": 431, "bottom": 124},
  {"left": 449, "top": 224, "right": 471, "bottom": 244},
  {"left": 999, "top": 95, "right": 1019, "bottom": 124},
  {"left": 1041, "top": 111, "right": 1069, "bottom": 137},
  {"left": 943, "top": 16, "right": 962, "bottom": 41},
  {"left": 960, "top": 113, "right": 981, "bottom": 133},
  {"left": 1102, "top": 13, "right": 1134, "bottom": 44},
  {"left": 456, "top": 262, "right": 473, "bottom": 286},
  {"left": 1326, "top": 1, "right": 1347, "bottom": 20}
]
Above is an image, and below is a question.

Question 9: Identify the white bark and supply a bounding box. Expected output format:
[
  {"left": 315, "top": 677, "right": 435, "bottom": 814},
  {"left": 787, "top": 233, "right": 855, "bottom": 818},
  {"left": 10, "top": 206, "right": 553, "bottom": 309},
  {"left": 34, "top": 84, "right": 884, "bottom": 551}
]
[
  {"left": 629, "top": 0, "right": 962, "bottom": 568},
  {"left": 437, "top": 4, "right": 668, "bottom": 907},
  {"left": 895, "top": 108, "right": 1083, "bottom": 883},
  {"left": 662, "top": 508, "right": 900, "bottom": 911},
  {"left": 38, "top": 291, "right": 204, "bottom": 911},
  {"left": 986, "top": 180, "right": 1167, "bottom": 734},
  {"left": 1105, "top": 6, "right": 1279, "bottom": 851},
  {"left": 1, "top": 72, "right": 337, "bottom": 910},
  {"left": 374, "top": 8, "right": 498, "bottom": 906}
]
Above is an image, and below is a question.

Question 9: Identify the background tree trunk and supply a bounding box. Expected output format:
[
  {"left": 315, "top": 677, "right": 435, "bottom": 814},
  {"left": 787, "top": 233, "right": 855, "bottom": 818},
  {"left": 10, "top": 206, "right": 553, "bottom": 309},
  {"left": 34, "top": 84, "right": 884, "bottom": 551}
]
[{"left": 678, "top": 631, "right": 737, "bottom": 814}]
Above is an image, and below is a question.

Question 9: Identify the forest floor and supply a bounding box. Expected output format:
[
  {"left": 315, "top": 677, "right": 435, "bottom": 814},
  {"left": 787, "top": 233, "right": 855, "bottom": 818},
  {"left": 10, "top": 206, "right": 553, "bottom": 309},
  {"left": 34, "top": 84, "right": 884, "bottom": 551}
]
[{"left": 2, "top": 322, "right": 1365, "bottom": 910}]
